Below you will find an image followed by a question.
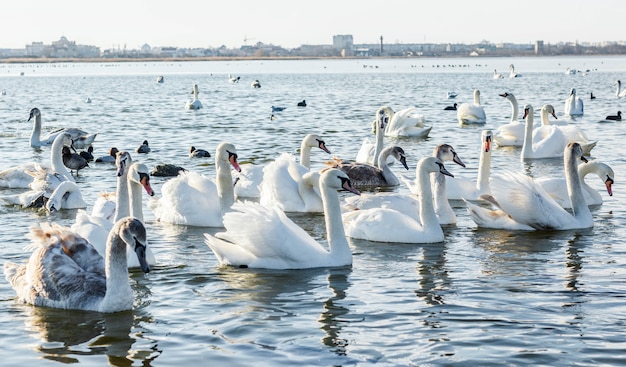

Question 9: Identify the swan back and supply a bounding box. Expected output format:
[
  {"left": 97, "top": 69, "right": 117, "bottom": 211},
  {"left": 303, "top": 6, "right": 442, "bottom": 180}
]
[
  {"left": 457, "top": 89, "right": 486, "bottom": 125},
  {"left": 337, "top": 146, "right": 408, "bottom": 188},
  {"left": 45, "top": 181, "right": 86, "bottom": 212}
]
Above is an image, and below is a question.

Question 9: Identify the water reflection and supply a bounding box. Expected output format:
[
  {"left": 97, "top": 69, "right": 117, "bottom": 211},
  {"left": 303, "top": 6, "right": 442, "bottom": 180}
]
[
  {"left": 414, "top": 243, "right": 450, "bottom": 306},
  {"left": 23, "top": 306, "right": 160, "bottom": 366},
  {"left": 318, "top": 269, "right": 353, "bottom": 356}
]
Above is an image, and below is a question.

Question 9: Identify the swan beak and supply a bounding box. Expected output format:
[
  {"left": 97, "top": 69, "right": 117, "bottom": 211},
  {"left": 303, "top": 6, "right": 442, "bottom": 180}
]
[
  {"left": 140, "top": 173, "right": 155, "bottom": 196},
  {"left": 452, "top": 152, "right": 466, "bottom": 167},
  {"left": 605, "top": 176, "right": 614, "bottom": 196},
  {"left": 229, "top": 156, "right": 241, "bottom": 173},
  {"left": 580, "top": 155, "right": 589, "bottom": 163},
  {"left": 483, "top": 135, "right": 492, "bottom": 153},
  {"left": 318, "top": 140, "right": 331, "bottom": 154},
  {"left": 438, "top": 163, "right": 454, "bottom": 178},
  {"left": 341, "top": 178, "right": 361, "bottom": 196},
  {"left": 400, "top": 156, "right": 409, "bottom": 170},
  {"left": 134, "top": 242, "right": 150, "bottom": 273}
]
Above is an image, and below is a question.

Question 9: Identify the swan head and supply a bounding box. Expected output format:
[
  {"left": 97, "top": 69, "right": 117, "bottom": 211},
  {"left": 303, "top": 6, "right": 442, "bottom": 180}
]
[
  {"left": 419, "top": 157, "right": 454, "bottom": 178},
  {"left": 129, "top": 163, "right": 155, "bottom": 196},
  {"left": 116, "top": 217, "right": 150, "bottom": 274},
  {"left": 434, "top": 144, "right": 465, "bottom": 167},
  {"left": 28, "top": 107, "right": 41, "bottom": 122},
  {"left": 217, "top": 142, "right": 242, "bottom": 172},
  {"left": 541, "top": 104, "right": 558, "bottom": 120},
  {"left": 115, "top": 151, "right": 132, "bottom": 177},
  {"left": 615, "top": 80, "right": 621, "bottom": 87},
  {"left": 499, "top": 92, "right": 516, "bottom": 102},
  {"left": 303, "top": 134, "right": 331, "bottom": 154},
  {"left": 569, "top": 88, "right": 577, "bottom": 96},
  {"left": 389, "top": 146, "right": 409, "bottom": 170},
  {"left": 482, "top": 130, "right": 493, "bottom": 153},
  {"left": 566, "top": 142, "right": 588, "bottom": 164},
  {"left": 375, "top": 107, "right": 389, "bottom": 129},
  {"left": 320, "top": 168, "right": 360, "bottom": 196},
  {"left": 522, "top": 105, "right": 534, "bottom": 119}
]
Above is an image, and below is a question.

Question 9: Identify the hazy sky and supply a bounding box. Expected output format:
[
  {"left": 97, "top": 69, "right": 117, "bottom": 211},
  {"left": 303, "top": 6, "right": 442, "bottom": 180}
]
[{"left": 2, "top": 0, "right": 622, "bottom": 50}]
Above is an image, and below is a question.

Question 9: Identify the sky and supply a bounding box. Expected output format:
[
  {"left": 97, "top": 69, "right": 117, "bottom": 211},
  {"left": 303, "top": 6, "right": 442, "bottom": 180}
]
[{"left": 2, "top": 0, "right": 623, "bottom": 50}]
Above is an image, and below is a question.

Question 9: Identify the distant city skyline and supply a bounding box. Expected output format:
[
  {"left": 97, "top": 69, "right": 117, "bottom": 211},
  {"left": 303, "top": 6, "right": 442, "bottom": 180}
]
[{"left": 4, "top": 0, "right": 624, "bottom": 50}]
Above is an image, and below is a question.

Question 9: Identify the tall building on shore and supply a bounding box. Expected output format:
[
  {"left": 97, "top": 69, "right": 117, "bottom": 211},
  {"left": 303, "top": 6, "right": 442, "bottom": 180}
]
[{"left": 333, "top": 35, "right": 354, "bottom": 57}]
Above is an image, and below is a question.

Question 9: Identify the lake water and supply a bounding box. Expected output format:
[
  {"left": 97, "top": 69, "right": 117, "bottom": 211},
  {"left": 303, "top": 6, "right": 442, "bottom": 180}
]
[{"left": 1, "top": 55, "right": 626, "bottom": 366}]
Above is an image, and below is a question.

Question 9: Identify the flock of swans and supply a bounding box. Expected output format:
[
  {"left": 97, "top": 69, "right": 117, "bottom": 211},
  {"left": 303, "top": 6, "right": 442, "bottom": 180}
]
[{"left": 2, "top": 71, "right": 622, "bottom": 314}]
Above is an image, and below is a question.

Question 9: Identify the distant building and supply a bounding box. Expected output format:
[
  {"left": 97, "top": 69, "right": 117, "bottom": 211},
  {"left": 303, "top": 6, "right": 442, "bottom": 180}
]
[
  {"left": 535, "top": 40, "right": 544, "bottom": 55},
  {"left": 333, "top": 35, "right": 354, "bottom": 56}
]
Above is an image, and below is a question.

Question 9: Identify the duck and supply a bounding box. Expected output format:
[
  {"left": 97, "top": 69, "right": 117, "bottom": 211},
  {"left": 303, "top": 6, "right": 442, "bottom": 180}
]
[
  {"left": 62, "top": 146, "right": 89, "bottom": 175},
  {"left": 189, "top": 146, "right": 211, "bottom": 158},
  {"left": 342, "top": 157, "right": 453, "bottom": 243},
  {"left": 71, "top": 152, "right": 157, "bottom": 268},
  {"left": 605, "top": 111, "right": 622, "bottom": 121},
  {"left": 457, "top": 89, "right": 487, "bottom": 125},
  {"left": 148, "top": 142, "right": 241, "bottom": 227},
  {"left": 204, "top": 168, "right": 360, "bottom": 269},
  {"left": 271, "top": 105, "right": 286, "bottom": 113},
  {"left": 95, "top": 147, "right": 119, "bottom": 163},
  {"left": 356, "top": 106, "right": 388, "bottom": 165},
  {"left": 156, "top": 76, "right": 164, "bottom": 83},
  {"left": 185, "top": 84, "right": 203, "bottom": 110},
  {"left": 79, "top": 146, "right": 94, "bottom": 162},
  {"left": 446, "top": 91, "right": 458, "bottom": 99},
  {"left": 520, "top": 105, "right": 568, "bottom": 160},
  {"left": 375, "top": 105, "right": 432, "bottom": 138},
  {"left": 564, "top": 88, "right": 584, "bottom": 116},
  {"left": 354, "top": 143, "right": 465, "bottom": 225},
  {"left": 493, "top": 92, "right": 523, "bottom": 147},
  {"left": 27, "top": 107, "right": 97, "bottom": 149},
  {"left": 465, "top": 142, "right": 593, "bottom": 231},
  {"left": 136, "top": 140, "right": 150, "bottom": 154},
  {"left": 251, "top": 79, "right": 261, "bottom": 88},
  {"left": 615, "top": 80, "right": 626, "bottom": 98},
  {"left": 228, "top": 74, "right": 240, "bottom": 83},
  {"left": 445, "top": 130, "right": 493, "bottom": 201},
  {"left": 4, "top": 217, "right": 150, "bottom": 312},
  {"left": 258, "top": 134, "right": 332, "bottom": 205},
  {"left": 330, "top": 145, "right": 409, "bottom": 189},
  {"left": 297, "top": 100, "right": 307, "bottom": 107},
  {"left": 150, "top": 164, "right": 186, "bottom": 177},
  {"left": 509, "top": 64, "right": 521, "bottom": 78},
  {"left": 0, "top": 133, "right": 75, "bottom": 189},
  {"left": 444, "top": 103, "right": 458, "bottom": 111},
  {"left": 533, "top": 104, "right": 597, "bottom": 154},
  {"left": 493, "top": 69, "right": 504, "bottom": 79},
  {"left": 590, "top": 92, "right": 596, "bottom": 100},
  {"left": 536, "top": 160, "right": 614, "bottom": 209}
]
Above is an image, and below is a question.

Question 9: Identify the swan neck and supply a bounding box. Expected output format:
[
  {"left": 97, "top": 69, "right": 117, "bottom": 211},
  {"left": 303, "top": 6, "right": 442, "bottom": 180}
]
[
  {"left": 476, "top": 145, "right": 491, "bottom": 194},
  {"left": 320, "top": 183, "right": 351, "bottom": 262},
  {"left": 417, "top": 164, "right": 438, "bottom": 227},
  {"left": 115, "top": 171, "right": 131, "bottom": 222},
  {"left": 565, "top": 151, "right": 590, "bottom": 219},
  {"left": 51, "top": 138, "right": 75, "bottom": 183},
  {"left": 299, "top": 142, "right": 312, "bottom": 168},
  {"left": 30, "top": 114, "right": 42, "bottom": 146},
  {"left": 101, "top": 230, "right": 132, "bottom": 312},
  {"left": 510, "top": 98, "right": 519, "bottom": 121},
  {"left": 129, "top": 180, "right": 144, "bottom": 222},
  {"left": 521, "top": 111, "right": 534, "bottom": 158},
  {"left": 378, "top": 150, "right": 398, "bottom": 185},
  {"left": 373, "top": 120, "right": 384, "bottom": 163},
  {"left": 216, "top": 158, "right": 234, "bottom": 212}
]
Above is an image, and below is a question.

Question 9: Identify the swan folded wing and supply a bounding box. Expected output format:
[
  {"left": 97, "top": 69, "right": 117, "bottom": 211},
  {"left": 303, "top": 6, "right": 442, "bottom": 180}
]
[
  {"left": 259, "top": 155, "right": 301, "bottom": 210},
  {"left": 490, "top": 172, "right": 575, "bottom": 230},
  {"left": 342, "top": 208, "right": 434, "bottom": 243},
  {"left": 343, "top": 192, "right": 420, "bottom": 220},
  {"left": 210, "top": 202, "right": 326, "bottom": 268},
  {"left": 445, "top": 176, "right": 480, "bottom": 201},
  {"left": 355, "top": 138, "right": 375, "bottom": 164},
  {"left": 464, "top": 198, "right": 534, "bottom": 230},
  {"left": 532, "top": 127, "right": 568, "bottom": 158}
]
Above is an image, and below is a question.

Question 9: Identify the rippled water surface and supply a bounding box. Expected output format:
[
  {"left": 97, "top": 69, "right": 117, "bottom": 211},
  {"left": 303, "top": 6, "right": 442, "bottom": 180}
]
[{"left": 1, "top": 56, "right": 626, "bottom": 366}]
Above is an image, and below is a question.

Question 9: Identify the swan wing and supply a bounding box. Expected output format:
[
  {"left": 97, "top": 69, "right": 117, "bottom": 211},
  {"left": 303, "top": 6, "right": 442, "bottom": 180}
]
[
  {"left": 355, "top": 138, "right": 375, "bottom": 164},
  {"left": 342, "top": 208, "right": 443, "bottom": 243},
  {"left": 531, "top": 127, "right": 568, "bottom": 158},
  {"left": 259, "top": 154, "right": 303, "bottom": 211},
  {"left": 206, "top": 202, "right": 328, "bottom": 268},
  {"left": 457, "top": 103, "right": 486, "bottom": 124},
  {"left": 464, "top": 199, "right": 534, "bottom": 230}
]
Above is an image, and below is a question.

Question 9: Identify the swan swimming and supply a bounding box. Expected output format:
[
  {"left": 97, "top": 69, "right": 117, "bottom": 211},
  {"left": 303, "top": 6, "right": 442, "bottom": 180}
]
[
  {"left": 185, "top": 84, "right": 203, "bottom": 110},
  {"left": 465, "top": 142, "right": 593, "bottom": 231},
  {"left": 4, "top": 217, "right": 150, "bottom": 312},
  {"left": 27, "top": 107, "right": 97, "bottom": 149},
  {"left": 342, "top": 157, "right": 453, "bottom": 243},
  {"left": 533, "top": 104, "right": 596, "bottom": 155},
  {"left": 149, "top": 142, "right": 241, "bottom": 227},
  {"left": 445, "top": 130, "right": 493, "bottom": 201},
  {"left": 520, "top": 105, "right": 568, "bottom": 160},
  {"left": 493, "top": 92, "right": 523, "bottom": 147},
  {"left": 331, "top": 145, "right": 409, "bottom": 189},
  {"left": 375, "top": 106, "right": 432, "bottom": 138},
  {"left": 356, "top": 106, "right": 388, "bottom": 165},
  {"left": 615, "top": 80, "right": 626, "bottom": 98},
  {"left": 205, "top": 168, "right": 360, "bottom": 269},
  {"left": 457, "top": 89, "right": 487, "bottom": 125},
  {"left": 564, "top": 88, "right": 584, "bottom": 116}
]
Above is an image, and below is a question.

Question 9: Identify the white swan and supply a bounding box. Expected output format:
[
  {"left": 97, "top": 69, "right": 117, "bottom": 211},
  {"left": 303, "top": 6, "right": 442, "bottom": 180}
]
[
  {"left": 342, "top": 157, "right": 453, "bottom": 243},
  {"left": 0, "top": 132, "right": 75, "bottom": 189},
  {"left": 445, "top": 130, "right": 493, "bottom": 200},
  {"left": 493, "top": 92, "right": 523, "bottom": 147},
  {"left": 536, "top": 160, "right": 614, "bottom": 208},
  {"left": 4, "top": 217, "right": 150, "bottom": 312},
  {"left": 352, "top": 143, "right": 465, "bottom": 225},
  {"left": 509, "top": 64, "right": 521, "bottom": 78},
  {"left": 241, "top": 134, "right": 331, "bottom": 200},
  {"left": 493, "top": 69, "right": 504, "bottom": 79},
  {"left": 520, "top": 105, "right": 568, "bottom": 160},
  {"left": 71, "top": 152, "right": 157, "bottom": 268},
  {"left": 149, "top": 142, "right": 241, "bottom": 227},
  {"left": 465, "top": 142, "right": 593, "bottom": 231},
  {"left": 376, "top": 106, "right": 432, "bottom": 138},
  {"left": 204, "top": 168, "right": 360, "bottom": 269},
  {"left": 564, "top": 88, "right": 584, "bottom": 116},
  {"left": 356, "top": 107, "right": 387, "bottom": 164},
  {"left": 27, "top": 107, "right": 97, "bottom": 148},
  {"left": 457, "top": 89, "right": 487, "bottom": 125},
  {"left": 45, "top": 181, "right": 86, "bottom": 212},
  {"left": 332, "top": 145, "right": 409, "bottom": 189},
  {"left": 185, "top": 84, "right": 203, "bottom": 110},
  {"left": 615, "top": 80, "right": 626, "bottom": 98},
  {"left": 533, "top": 104, "right": 597, "bottom": 155}
]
